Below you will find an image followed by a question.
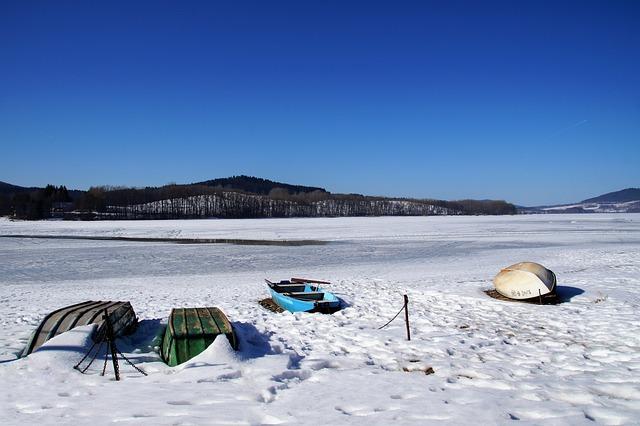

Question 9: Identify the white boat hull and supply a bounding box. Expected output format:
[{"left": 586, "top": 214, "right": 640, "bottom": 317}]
[{"left": 493, "top": 262, "right": 556, "bottom": 300}]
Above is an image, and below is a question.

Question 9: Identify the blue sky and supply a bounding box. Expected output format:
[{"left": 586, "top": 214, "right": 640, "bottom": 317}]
[{"left": 1, "top": 1, "right": 638, "bottom": 206}]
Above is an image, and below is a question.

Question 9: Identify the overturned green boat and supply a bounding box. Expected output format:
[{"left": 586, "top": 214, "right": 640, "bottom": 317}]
[{"left": 161, "top": 307, "right": 237, "bottom": 366}]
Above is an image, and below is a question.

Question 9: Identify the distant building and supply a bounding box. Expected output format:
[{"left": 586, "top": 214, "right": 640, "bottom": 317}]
[{"left": 51, "top": 202, "right": 74, "bottom": 218}]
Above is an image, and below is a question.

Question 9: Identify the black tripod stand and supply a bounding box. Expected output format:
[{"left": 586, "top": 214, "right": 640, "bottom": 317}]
[{"left": 74, "top": 309, "right": 146, "bottom": 380}]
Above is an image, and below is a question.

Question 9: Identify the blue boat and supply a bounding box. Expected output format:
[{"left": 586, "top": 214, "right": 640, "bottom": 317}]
[{"left": 266, "top": 278, "right": 341, "bottom": 313}]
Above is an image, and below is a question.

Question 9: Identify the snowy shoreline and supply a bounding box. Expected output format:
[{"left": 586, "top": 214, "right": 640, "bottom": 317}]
[{"left": 1, "top": 214, "right": 639, "bottom": 424}]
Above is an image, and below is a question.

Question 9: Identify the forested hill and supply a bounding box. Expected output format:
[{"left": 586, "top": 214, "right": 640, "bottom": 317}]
[
  {"left": 194, "top": 175, "right": 328, "bottom": 195},
  {"left": 0, "top": 176, "right": 517, "bottom": 219}
]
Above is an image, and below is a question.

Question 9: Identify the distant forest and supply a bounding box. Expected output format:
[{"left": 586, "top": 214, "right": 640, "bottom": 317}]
[
  {"left": 0, "top": 184, "right": 72, "bottom": 219},
  {"left": 0, "top": 175, "right": 516, "bottom": 220}
]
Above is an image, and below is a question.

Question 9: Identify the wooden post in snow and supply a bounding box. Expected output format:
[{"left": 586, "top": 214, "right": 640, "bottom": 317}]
[{"left": 403, "top": 294, "right": 411, "bottom": 341}]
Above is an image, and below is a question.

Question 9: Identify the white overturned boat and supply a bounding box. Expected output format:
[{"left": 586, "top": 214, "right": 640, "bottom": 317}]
[{"left": 493, "top": 262, "right": 557, "bottom": 301}]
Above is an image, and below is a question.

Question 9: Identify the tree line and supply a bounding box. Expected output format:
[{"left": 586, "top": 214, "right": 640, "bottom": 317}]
[
  {"left": 0, "top": 185, "right": 72, "bottom": 219},
  {"left": 105, "top": 192, "right": 458, "bottom": 219},
  {"left": 79, "top": 185, "right": 515, "bottom": 219}
]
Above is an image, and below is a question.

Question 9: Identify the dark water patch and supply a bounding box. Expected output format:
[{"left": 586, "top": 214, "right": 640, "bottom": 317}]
[{"left": 0, "top": 234, "right": 329, "bottom": 246}]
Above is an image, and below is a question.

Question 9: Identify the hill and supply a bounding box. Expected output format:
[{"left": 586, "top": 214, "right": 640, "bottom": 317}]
[
  {"left": 194, "top": 175, "right": 328, "bottom": 196},
  {"left": 0, "top": 176, "right": 517, "bottom": 219},
  {"left": 582, "top": 188, "right": 640, "bottom": 204},
  {"left": 0, "top": 181, "right": 38, "bottom": 195},
  {"left": 519, "top": 187, "right": 640, "bottom": 214}
]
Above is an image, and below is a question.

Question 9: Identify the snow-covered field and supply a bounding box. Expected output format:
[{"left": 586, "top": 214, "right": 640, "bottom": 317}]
[{"left": 1, "top": 215, "right": 639, "bottom": 425}]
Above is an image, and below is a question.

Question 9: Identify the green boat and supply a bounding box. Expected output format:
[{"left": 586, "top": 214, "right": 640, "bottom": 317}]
[{"left": 160, "top": 307, "right": 238, "bottom": 367}]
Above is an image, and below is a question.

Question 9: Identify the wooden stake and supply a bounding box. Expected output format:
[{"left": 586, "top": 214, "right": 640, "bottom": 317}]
[{"left": 403, "top": 294, "right": 411, "bottom": 341}]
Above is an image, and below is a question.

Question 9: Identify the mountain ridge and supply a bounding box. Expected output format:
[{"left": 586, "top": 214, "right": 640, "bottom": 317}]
[
  {"left": 0, "top": 181, "right": 40, "bottom": 195},
  {"left": 582, "top": 188, "right": 640, "bottom": 204},
  {"left": 519, "top": 187, "right": 640, "bottom": 214}
]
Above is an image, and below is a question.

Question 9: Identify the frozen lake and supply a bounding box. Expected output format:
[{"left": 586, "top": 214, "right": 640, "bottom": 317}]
[{"left": 1, "top": 215, "right": 639, "bottom": 424}]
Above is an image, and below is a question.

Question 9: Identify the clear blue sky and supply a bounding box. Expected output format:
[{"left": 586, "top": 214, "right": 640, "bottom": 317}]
[{"left": 1, "top": 1, "right": 638, "bottom": 206}]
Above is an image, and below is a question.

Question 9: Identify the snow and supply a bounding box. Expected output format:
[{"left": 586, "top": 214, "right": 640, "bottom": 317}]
[{"left": 1, "top": 214, "right": 639, "bottom": 425}]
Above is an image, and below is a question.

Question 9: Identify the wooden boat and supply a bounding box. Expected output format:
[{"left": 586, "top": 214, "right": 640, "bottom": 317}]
[
  {"left": 22, "top": 300, "right": 137, "bottom": 356},
  {"left": 266, "top": 278, "right": 341, "bottom": 313},
  {"left": 493, "top": 262, "right": 557, "bottom": 301},
  {"left": 160, "top": 307, "right": 237, "bottom": 367}
]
